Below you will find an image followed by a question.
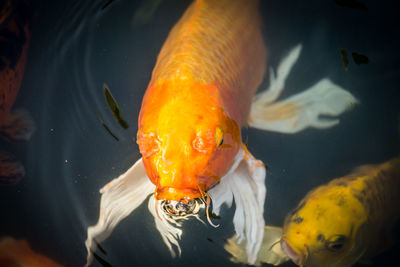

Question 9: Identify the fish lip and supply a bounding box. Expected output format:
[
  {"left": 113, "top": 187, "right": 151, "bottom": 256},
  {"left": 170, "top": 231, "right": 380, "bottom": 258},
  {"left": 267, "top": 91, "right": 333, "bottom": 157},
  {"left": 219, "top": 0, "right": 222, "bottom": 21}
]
[{"left": 280, "top": 238, "right": 305, "bottom": 266}]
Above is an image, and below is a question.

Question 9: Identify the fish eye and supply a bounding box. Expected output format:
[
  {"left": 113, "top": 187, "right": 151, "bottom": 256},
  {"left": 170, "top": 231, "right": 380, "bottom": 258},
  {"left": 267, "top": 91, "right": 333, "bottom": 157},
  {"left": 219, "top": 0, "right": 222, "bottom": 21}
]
[
  {"left": 215, "top": 127, "right": 224, "bottom": 147},
  {"left": 325, "top": 235, "right": 346, "bottom": 252},
  {"left": 137, "top": 132, "right": 160, "bottom": 157}
]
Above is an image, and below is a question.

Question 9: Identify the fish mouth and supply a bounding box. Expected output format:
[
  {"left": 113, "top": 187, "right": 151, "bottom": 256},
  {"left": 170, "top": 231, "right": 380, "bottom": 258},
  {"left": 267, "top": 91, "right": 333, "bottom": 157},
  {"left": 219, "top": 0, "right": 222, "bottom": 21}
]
[
  {"left": 161, "top": 198, "right": 203, "bottom": 217},
  {"left": 281, "top": 238, "right": 305, "bottom": 266}
]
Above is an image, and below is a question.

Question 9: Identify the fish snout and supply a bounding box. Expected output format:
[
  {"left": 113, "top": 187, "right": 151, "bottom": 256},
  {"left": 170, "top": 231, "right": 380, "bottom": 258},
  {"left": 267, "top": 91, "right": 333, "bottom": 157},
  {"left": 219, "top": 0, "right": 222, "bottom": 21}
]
[{"left": 281, "top": 239, "right": 305, "bottom": 266}]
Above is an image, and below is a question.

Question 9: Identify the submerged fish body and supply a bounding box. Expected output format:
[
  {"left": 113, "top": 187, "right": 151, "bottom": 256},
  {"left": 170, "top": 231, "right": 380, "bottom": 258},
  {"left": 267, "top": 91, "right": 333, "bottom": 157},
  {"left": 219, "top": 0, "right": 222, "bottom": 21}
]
[
  {"left": 0, "top": 0, "right": 30, "bottom": 122},
  {"left": 0, "top": 0, "right": 35, "bottom": 185},
  {"left": 0, "top": 237, "right": 62, "bottom": 267},
  {"left": 280, "top": 158, "right": 400, "bottom": 267},
  {"left": 86, "top": 0, "right": 357, "bottom": 265}
]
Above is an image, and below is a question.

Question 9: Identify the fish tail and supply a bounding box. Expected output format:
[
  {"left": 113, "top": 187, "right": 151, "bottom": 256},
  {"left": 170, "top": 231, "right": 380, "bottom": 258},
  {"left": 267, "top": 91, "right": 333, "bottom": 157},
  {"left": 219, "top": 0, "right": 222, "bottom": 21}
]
[
  {"left": 0, "top": 108, "right": 35, "bottom": 142},
  {"left": 249, "top": 44, "right": 358, "bottom": 133}
]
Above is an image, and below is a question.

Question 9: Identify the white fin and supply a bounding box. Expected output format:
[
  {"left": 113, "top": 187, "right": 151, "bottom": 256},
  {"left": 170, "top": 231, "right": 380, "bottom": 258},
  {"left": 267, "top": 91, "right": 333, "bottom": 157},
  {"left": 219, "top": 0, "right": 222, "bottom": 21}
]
[
  {"left": 252, "top": 45, "right": 302, "bottom": 105},
  {"left": 208, "top": 149, "right": 245, "bottom": 214},
  {"left": 148, "top": 196, "right": 207, "bottom": 258},
  {"left": 249, "top": 45, "right": 358, "bottom": 133},
  {"left": 148, "top": 195, "right": 184, "bottom": 258},
  {"left": 209, "top": 147, "right": 266, "bottom": 265},
  {"left": 225, "top": 225, "right": 290, "bottom": 266},
  {"left": 85, "top": 158, "right": 155, "bottom": 267},
  {"left": 257, "top": 226, "right": 289, "bottom": 266}
]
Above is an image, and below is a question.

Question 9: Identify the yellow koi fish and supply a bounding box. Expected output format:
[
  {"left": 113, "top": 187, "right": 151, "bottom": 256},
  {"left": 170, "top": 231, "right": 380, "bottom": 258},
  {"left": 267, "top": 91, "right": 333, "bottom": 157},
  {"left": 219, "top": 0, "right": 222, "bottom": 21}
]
[
  {"left": 85, "top": 0, "right": 357, "bottom": 265},
  {"left": 226, "top": 157, "right": 400, "bottom": 266}
]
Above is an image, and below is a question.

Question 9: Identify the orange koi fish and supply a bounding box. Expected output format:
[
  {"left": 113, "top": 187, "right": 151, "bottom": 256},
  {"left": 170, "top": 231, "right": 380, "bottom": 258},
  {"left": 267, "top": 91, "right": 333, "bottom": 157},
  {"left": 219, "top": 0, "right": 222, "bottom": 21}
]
[
  {"left": 0, "top": 0, "right": 35, "bottom": 185},
  {"left": 86, "top": 0, "right": 356, "bottom": 265},
  {"left": 0, "top": 237, "right": 63, "bottom": 267}
]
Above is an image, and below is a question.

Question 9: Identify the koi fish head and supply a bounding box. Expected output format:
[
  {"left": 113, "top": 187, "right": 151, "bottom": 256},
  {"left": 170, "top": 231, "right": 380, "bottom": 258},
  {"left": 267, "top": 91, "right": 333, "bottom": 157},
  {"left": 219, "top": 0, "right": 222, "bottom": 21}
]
[
  {"left": 137, "top": 80, "right": 241, "bottom": 204},
  {"left": 281, "top": 183, "right": 369, "bottom": 267}
]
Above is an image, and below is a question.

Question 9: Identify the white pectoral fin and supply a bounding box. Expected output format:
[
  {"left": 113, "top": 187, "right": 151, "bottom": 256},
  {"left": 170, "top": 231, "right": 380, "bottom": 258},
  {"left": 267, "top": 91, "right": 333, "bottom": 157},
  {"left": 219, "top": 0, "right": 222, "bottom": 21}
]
[
  {"left": 225, "top": 225, "right": 290, "bottom": 266},
  {"left": 250, "top": 78, "right": 358, "bottom": 133},
  {"left": 249, "top": 43, "right": 358, "bottom": 134},
  {"left": 258, "top": 226, "right": 290, "bottom": 266},
  {"left": 209, "top": 148, "right": 266, "bottom": 265},
  {"left": 252, "top": 44, "right": 302, "bottom": 105},
  {"left": 85, "top": 158, "right": 155, "bottom": 267}
]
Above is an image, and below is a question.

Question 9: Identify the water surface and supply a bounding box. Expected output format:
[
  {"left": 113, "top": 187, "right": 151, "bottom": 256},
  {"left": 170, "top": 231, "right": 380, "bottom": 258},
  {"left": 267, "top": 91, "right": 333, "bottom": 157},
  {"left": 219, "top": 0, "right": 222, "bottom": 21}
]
[{"left": 1, "top": 0, "right": 399, "bottom": 266}]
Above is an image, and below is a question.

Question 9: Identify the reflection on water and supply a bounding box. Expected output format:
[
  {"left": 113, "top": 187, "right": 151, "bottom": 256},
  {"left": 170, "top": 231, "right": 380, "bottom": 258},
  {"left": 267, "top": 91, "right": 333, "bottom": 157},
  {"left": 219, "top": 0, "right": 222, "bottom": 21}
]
[{"left": 0, "top": 0, "right": 399, "bottom": 266}]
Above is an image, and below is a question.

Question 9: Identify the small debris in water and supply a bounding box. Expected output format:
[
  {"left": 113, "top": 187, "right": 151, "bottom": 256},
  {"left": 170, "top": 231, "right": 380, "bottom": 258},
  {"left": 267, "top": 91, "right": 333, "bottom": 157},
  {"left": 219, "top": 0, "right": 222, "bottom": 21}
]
[
  {"left": 95, "top": 239, "right": 108, "bottom": 255},
  {"left": 351, "top": 52, "right": 369, "bottom": 65},
  {"left": 101, "top": 0, "right": 114, "bottom": 10},
  {"left": 103, "top": 84, "right": 129, "bottom": 129},
  {"left": 339, "top": 49, "right": 369, "bottom": 70},
  {"left": 92, "top": 251, "right": 113, "bottom": 267},
  {"left": 339, "top": 48, "right": 349, "bottom": 71},
  {"left": 132, "top": 0, "right": 163, "bottom": 25},
  {"left": 95, "top": 109, "right": 120, "bottom": 141}
]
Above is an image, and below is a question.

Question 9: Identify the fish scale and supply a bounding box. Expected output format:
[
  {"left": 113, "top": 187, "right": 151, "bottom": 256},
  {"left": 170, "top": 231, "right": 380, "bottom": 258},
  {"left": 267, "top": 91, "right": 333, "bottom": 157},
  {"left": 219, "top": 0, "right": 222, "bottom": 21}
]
[
  {"left": 149, "top": 0, "right": 265, "bottom": 125},
  {"left": 355, "top": 162, "right": 400, "bottom": 224}
]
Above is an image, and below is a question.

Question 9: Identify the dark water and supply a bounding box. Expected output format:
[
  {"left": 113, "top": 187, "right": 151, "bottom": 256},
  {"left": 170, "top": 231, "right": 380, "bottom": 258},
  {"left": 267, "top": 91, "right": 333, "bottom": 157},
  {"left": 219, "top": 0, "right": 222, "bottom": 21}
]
[{"left": 1, "top": 0, "right": 399, "bottom": 266}]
